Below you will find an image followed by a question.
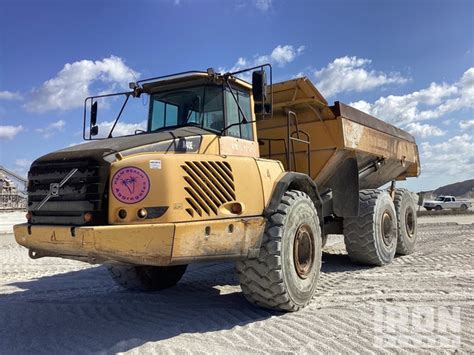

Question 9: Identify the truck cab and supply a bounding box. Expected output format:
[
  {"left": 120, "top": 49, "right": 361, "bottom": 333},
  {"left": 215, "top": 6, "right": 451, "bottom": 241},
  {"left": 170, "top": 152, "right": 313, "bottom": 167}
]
[{"left": 17, "top": 69, "right": 279, "bottom": 264}]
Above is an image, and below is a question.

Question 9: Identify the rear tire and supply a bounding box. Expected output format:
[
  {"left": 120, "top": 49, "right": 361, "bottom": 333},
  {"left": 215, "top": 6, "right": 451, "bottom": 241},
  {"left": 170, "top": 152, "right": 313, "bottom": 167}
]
[
  {"left": 343, "top": 189, "right": 397, "bottom": 266},
  {"left": 236, "top": 190, "right": 322, "bottom": 311},
  {"left": 460, "top": 204, "right": 468, "bottom": 211},
  {"left": 321, "top": 234, "right": 328, "bottom": 249},
  {"left": 393, "top": 189, "right": 417, "bottom": 255},
  {"left": 107, "top": 264, "right": 187, "bottom": 291}
]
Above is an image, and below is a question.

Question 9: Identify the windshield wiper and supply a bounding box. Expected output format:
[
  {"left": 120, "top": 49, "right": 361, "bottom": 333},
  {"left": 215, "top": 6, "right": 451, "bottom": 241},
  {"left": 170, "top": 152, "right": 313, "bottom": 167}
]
[
  {"left": 151, "top": 122, "right": 220, "bottom": 135},
  {"left": 220, "top": 75, "right": 256, "bottom": 135},
  {"left": 220, "top": 119, "right": 255, "bottom": 135}
]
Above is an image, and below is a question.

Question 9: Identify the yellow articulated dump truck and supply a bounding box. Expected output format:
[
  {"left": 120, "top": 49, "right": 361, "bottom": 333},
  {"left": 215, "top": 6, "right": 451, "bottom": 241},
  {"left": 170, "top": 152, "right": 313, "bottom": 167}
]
[{"left": 14, "top": 65, "right": 420, "bottom": 311}]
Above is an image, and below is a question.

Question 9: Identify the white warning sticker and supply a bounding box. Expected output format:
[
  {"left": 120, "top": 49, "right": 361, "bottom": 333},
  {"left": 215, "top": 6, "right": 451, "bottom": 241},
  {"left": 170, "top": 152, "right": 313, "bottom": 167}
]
[{"left": 149, "top": 160, "right": 162, "bottom": 169}]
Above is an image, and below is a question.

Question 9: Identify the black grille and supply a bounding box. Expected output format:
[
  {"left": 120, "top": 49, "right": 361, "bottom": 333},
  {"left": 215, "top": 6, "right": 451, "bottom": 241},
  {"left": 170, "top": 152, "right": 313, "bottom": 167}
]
[{"left": 28, "top": 158, "right": 110, "bottom": 225}]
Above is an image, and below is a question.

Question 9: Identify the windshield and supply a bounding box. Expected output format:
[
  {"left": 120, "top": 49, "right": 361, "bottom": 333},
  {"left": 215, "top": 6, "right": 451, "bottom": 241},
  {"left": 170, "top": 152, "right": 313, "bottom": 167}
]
[
  {"left": 435, "top": 197, "right": 444, "bottom": 201},
  {"left": 148, "top": 85, "right": 224, "bottom": 132}
]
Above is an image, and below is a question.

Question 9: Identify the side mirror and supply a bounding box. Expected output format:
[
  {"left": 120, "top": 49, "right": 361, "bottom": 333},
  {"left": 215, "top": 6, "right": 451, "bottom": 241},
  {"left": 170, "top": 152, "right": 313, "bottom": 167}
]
[
  {"left": 252, "top": 70, "right": 266, "bottom": 102},
  {"left": 252, "top": 70, "right": 271, "bottom": 117},
  {"left": 90, "top": 125, "right": 99, "bottom": 136},
  {"left": 91, "top": 101, "right": 98, "bottom": 126}
]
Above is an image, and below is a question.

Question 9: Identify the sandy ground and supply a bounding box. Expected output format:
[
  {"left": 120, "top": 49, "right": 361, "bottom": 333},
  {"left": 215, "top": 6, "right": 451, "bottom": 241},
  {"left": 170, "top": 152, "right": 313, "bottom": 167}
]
[
  {"left": 0, "top": 215, "right": 473, "bottom": 354},
  {"left": 0, "top": 211, "right": 26, "bottom": 234}
]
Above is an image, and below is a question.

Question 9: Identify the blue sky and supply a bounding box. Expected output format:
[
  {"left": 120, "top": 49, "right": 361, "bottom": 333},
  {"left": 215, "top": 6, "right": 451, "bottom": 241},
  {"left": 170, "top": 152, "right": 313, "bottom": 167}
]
[{"left": 0, "top": 0, "right": 473, "bottom": 192}]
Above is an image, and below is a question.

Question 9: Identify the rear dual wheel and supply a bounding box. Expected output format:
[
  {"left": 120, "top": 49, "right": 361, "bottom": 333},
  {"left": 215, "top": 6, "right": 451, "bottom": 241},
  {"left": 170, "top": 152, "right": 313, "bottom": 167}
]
[
  {"left": 393, "top": 189, "right": 417, "bottom": 255},
  {"left": 344, "top": 188, "right": 418, "bottom": 266},
  {"left": 343, "top": 189, "right": 397, "bottom": 266}
]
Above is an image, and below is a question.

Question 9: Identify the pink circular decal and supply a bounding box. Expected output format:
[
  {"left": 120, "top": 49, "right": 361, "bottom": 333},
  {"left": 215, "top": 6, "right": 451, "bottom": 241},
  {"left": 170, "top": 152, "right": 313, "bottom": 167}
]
[{"left": 112, "top": 167, "right": 150, "bottom": 204}]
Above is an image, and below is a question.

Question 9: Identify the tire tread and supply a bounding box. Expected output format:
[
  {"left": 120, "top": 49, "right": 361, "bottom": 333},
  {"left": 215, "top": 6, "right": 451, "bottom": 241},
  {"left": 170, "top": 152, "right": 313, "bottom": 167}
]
[
  {"left": 343, "top": 189, "right": 395, "bottom": 266},
  {"left": 236, "top": 190, "right": 319, "bottom": 312}
]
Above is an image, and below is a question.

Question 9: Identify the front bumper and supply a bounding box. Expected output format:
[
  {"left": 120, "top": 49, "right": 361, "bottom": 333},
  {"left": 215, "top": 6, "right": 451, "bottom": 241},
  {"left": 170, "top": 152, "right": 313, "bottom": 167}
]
[{"left": 14, "top": 217, "right": 265, "bottom": 266}]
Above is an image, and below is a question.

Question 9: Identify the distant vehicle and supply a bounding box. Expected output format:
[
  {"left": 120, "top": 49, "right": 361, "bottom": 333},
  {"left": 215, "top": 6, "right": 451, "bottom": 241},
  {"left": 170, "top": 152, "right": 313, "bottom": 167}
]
[{"left": 423, "top": 196, "right": 471, "bottom": 211}]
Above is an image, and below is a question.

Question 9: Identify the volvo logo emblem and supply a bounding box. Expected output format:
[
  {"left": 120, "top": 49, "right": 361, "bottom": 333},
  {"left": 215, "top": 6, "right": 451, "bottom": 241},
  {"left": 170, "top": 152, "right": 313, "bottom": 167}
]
[
  {"left": 35, "top": 168, "right": 78, "bottom": 210},
  {"left": 50, "top": 183, "right": 60, "bottom": 197}
]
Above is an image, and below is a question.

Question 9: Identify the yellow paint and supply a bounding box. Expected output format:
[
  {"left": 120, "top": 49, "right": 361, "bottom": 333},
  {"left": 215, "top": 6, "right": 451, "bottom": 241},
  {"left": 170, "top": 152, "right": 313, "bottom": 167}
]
[
  {"left": 171, "top": 217, "right": 265, "bottom": 263},
  {"left": 13, "top": 73, "right": 421, "bottom": 270},
  {"left": 257, "top": 78, "right": 420, "bottom": 183},
  {"left": 14, "top": 216, "right": 265, "bottom": 266}
]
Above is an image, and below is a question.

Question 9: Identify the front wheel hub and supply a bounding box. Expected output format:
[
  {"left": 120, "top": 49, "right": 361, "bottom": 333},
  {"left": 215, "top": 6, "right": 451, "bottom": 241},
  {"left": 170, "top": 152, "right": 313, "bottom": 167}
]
[{"left": 293, "top": 224, "right": 315, "bottom": 279}]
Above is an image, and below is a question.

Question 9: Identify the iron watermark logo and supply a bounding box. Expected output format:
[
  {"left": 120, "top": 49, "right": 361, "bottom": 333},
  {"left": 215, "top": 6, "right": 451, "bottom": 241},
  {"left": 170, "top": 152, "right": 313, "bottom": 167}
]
[{"left": 374, "top": 305, "right": 461, "bottom": 349}]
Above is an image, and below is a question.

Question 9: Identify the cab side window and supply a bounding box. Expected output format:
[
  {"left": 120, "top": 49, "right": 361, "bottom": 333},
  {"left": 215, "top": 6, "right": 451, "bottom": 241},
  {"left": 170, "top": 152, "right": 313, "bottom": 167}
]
[{"left": 225, "top": 89, "right": 253, "bottom": 141}]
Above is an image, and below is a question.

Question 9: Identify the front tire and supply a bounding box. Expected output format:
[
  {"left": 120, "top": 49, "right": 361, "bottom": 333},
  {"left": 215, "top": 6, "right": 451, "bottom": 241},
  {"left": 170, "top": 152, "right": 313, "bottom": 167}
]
[
  {"left": 236, "top": 190, "right": 322, "bottom": 311},
  {"left": 393, "top": 189, "right": 417, "bottom": 255},
  {"left": 435, "top": 205, "right": 442, "bottom": 211},
  {"left": 107, "top": 264, "right": 187, "bottom": 291},
  {"left": 343, "top": 189, "right": 397, "bottom": 266}
]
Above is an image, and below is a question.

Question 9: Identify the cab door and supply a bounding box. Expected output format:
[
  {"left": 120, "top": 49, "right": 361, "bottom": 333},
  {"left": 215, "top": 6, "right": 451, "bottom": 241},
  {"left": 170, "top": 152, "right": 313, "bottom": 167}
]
[
  {"left": 219, "top": 86, "right": 259, "bottom": 158},
  {"left": 446, "top": 197, "right": 456, "bottom": 209}
]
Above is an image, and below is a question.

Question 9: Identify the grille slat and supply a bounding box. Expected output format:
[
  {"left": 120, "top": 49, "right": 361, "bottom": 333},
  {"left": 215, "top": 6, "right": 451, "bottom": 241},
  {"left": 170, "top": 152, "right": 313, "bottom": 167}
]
[
  {"left": 198, "top": 161, "right": 235, "bottom": 202},
  {"left": 217, "top": 161, "right": 234, "bottom": 181},
  {"left": 182, "top": 161, "right": 235, "bottom": 217},
  {"left": 183, "top": 178, "right": 215, "bottom": 214},
  {"left": 207, "top": 162, "right": 236, "bottom": 199},
  {"left": 186, "top": 162, "right": 228, "bottom": 204}
]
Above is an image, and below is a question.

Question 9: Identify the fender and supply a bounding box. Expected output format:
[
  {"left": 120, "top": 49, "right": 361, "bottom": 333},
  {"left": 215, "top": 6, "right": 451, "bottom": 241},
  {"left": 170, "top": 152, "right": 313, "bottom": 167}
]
[{"left": 264, "top": 172, "right": 323, "bottom": 224}]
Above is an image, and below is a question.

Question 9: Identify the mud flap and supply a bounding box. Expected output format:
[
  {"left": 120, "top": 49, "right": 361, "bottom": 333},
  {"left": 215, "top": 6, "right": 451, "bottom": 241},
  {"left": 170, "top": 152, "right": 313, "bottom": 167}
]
[{"left": 326, "top": 157, "right": 359, "bottom": 217}]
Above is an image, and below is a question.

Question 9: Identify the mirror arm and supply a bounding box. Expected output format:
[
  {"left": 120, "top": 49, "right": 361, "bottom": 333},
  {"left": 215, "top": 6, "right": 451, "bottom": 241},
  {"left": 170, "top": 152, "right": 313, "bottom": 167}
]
[{"left": 108, "top": 93, "right": 131, "bottom": 138}]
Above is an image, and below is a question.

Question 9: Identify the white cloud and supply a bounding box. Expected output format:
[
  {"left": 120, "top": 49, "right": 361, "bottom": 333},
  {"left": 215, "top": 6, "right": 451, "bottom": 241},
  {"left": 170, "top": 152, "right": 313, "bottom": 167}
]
[
  {"left": 92, "top": 120, "right": 147, "bottom": 138},
  {"left": 27, "top": 56, "right": 139, "bottom": 113},
  {"left": 314, "top": 56, "right": 408, "bottom": 97},
  {"left": 255, "top": 0, "right": 272, "bottom": 11},
  {"left": 421, "top": 134, "right": 474, "bottom": 178},
  {"left": 350, "top": 67, "right": 474, "bottom": 126},
  {"left": 271, "top": 45, "right": 301, "bottom": 66},
  {"left": 223, "top": 44, "right": 304, "bottom": 79},
  {"left": 0, "top": 91, "right": 22, "bottom": 100},
  {"left": 350, "top": 100, "right": 373, "bottom": 113},
  {"left": 459, "top": 119, "right": 474, "bottom": 131},
  {"left": 50, "top": 119, "right": 66, "bottom": 130},
  {"left": 36, "top": 119, "right": 66, "bottom": 138},
  {"left": 0, "top": 125, "right": 23, "bottom": 140},
  {"left": 405, "top": 122, "right": 445, "bottom": 138}
]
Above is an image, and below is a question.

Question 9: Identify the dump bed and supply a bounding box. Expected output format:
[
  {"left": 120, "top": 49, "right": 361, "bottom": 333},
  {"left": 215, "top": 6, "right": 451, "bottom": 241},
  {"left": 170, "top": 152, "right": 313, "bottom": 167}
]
[{"left": 256, "top": 77, "right": 420, "bottom": 191}]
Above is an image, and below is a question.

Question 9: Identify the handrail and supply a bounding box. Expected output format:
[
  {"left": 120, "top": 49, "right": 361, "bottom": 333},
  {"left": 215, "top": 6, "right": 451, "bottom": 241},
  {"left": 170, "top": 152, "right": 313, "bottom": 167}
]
[
  {"left": 259, "top": 138, "right": 288, "bottom": 167},
  {"left": 286, "top": 110, "right": 312, "bottom": 174}
]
